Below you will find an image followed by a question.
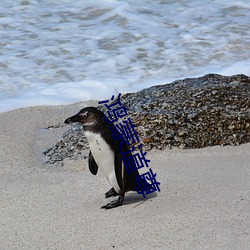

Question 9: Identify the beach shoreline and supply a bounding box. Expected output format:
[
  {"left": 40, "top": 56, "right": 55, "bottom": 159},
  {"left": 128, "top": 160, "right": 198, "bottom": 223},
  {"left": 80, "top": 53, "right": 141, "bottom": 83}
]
[{"left": 0, "top": 103, "right": 249, "bottom": 249}]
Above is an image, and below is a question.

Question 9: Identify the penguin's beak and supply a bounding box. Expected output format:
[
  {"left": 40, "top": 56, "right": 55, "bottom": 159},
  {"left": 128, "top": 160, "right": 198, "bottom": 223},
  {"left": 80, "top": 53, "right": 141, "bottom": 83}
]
[{"left": 64, "top": 114, "right": 81, "bottom": 124}]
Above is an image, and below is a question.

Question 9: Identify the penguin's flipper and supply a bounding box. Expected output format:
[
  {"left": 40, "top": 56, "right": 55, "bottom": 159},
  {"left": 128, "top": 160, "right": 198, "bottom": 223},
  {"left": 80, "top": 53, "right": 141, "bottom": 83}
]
[
  {"left": 105, "top": 187, "right": 118, "bottom": 198},
  {"left": 101, "top": 196, "right": 124, "bottom": 209},
  {"left": 88, "top": 151, "right": 98, "bottom": 175}
]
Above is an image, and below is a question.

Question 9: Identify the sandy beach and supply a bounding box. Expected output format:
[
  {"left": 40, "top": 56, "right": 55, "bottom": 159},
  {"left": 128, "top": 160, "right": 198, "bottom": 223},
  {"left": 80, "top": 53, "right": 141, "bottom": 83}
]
[{"left": 0, "top": 103, "right": 249, "bottom": 249}]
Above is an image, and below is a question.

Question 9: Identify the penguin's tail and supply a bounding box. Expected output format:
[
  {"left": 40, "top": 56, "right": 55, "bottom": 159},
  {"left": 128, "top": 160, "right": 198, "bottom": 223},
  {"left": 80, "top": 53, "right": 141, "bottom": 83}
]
[
  {"left": 138, "top": 178, "right": 152, "bottom": 192},
  {"left": 133, "top": 171, "right": 152, "bottom": 192}
]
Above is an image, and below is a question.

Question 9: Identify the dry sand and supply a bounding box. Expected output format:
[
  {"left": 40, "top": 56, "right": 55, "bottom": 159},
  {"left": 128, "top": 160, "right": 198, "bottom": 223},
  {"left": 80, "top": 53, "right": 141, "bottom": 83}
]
[{"left": 0, "top": 103, "right": 249, "bottom": 250}]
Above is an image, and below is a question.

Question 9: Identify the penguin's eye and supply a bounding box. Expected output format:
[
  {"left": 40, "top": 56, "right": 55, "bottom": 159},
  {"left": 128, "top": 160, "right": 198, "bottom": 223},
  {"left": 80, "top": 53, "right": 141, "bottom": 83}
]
[{"left": 79, "top": 112, "right": 88, "bottom": 119}]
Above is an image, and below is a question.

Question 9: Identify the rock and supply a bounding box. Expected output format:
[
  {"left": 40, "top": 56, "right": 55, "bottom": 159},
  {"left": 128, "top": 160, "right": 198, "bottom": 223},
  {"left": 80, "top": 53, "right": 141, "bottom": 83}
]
[{"left": 43, "top": 74, "right": 250, "bottom": 164}]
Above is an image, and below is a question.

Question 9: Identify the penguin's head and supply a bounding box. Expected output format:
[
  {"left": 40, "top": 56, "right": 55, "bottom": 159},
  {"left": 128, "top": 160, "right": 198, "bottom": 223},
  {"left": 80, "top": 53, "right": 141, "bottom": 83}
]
[{"left": 65, "top": 107, "right": 107, "bottom": 130}]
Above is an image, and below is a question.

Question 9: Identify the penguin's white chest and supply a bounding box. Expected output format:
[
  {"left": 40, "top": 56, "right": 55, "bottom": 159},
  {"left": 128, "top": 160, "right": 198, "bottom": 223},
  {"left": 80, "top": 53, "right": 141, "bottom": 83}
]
[{"left": 85, "top": 131, "right": 120, "bottom": 193}]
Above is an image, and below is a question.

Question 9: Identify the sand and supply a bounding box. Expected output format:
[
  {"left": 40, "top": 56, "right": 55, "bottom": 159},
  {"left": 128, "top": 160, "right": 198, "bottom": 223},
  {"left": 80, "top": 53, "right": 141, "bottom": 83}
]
[{"left": 0, "top": 103, "right": 249, "bottom": 250}]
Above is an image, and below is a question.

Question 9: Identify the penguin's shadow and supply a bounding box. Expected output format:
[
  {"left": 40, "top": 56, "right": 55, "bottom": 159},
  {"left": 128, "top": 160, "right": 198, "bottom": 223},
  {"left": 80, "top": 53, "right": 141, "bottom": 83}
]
[{"left": 122, "top": 192, "right": 157, "bottom": 208}]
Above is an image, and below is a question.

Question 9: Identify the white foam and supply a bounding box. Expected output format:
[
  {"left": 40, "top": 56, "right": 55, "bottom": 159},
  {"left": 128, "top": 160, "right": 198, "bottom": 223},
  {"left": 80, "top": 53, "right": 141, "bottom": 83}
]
[
  {"left": 0, "top": 0, "right": 250, "bottom": 112},
  {"left": 218, "top": 60, "right": 250, "bottom": 76}
]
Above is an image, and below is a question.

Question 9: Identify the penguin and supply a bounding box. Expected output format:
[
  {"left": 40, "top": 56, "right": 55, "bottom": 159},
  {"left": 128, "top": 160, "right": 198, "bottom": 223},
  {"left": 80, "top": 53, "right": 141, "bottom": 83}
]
[{"left": 64, "top": 107, "right": 149, "bottom": 209}]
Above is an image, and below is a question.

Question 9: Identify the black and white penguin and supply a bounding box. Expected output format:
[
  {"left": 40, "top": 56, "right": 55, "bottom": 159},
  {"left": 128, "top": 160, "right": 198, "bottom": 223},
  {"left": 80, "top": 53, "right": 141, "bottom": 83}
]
[{"left": 65, "top": 107, "right": 149, "bottom": 209}]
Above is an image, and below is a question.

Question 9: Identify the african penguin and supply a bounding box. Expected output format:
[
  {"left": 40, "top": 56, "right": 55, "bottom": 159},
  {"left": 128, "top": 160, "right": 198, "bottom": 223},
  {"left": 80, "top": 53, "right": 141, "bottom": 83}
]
[{"left": 65, "top": 107, "right": 149, "bottom": 209}]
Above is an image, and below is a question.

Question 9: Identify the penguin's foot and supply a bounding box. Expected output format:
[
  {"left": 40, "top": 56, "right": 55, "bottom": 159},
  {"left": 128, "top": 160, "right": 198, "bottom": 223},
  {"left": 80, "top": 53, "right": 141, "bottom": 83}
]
[
  {"left": 105, "top": 187, "right": 118, "bottom": 198},
  {"left": 101, "top": 196, "right": 124, "bottom": 209}
]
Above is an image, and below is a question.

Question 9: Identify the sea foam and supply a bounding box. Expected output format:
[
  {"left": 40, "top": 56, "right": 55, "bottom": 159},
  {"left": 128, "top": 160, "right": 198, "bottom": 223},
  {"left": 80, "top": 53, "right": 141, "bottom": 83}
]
[{"left": 0, "top": 0, "right": 249, "bottom": 112}]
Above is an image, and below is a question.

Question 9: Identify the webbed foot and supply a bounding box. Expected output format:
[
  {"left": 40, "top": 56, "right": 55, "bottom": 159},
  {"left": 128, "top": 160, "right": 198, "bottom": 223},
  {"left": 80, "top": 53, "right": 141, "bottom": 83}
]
[
  {"left": 105, "top": 187, "right": 118, "bottom": 198},
  {"left": 101, "top": 196, "right": 124, "bottom": 209}
]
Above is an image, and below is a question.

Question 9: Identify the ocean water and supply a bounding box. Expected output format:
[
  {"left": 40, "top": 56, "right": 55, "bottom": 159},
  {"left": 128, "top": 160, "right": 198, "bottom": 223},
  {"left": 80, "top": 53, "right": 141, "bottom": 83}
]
[{"left": 0, "top": 0, "right": 250, "bottom": 112}]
